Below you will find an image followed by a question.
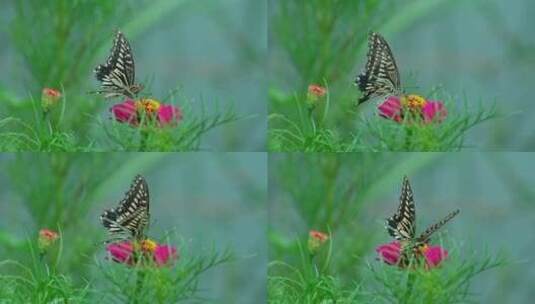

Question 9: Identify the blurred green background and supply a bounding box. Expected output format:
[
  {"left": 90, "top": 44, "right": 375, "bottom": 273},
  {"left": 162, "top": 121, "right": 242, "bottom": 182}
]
[
  {"left": 269, "top": 0, "right": 535, "bottom": 150},
  {"left": 0, "top": 152, "right": 267, "bottom": 303},
  {"left": 0, "top": 0, "right": 265, "bottom": 151},
  {"left": 269, "top": 153, "right": 535, "bottom": 303}
]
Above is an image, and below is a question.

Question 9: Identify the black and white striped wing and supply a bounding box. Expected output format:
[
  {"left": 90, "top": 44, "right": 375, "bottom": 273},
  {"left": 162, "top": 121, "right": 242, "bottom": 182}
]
[
  {"left": 356, "top": 32, "right": 401, "bottom": 104},
  {"left": 386, "top": 176, "right": 416, "bottom": 241},
  {"left": 416, "top": 209, "right": 460, "bottom": 244},
  {"left": 94, "top": 31, "right": 138, "bottom": 98},
  {"left": 100, "top": 175, "right": 150, "bottom": 240}
]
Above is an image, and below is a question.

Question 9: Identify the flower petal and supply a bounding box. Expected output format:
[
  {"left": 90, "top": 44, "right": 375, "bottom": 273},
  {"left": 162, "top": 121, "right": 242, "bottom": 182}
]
[
  {"left": 157, "top": 104, "right": 183, "bottom": 126},
  {"left": 376, "top": 241, "right": 402, "bottom": 265},
  {"left": 422, "top": 245, "right": 448, "bottom": 268},
  {"left": 110, "top": 100, "right": 138, "bottom": 125},
  {"left": 38, "top": 228, "right": 59, "bottom": 251},
  {"left": 42, "top": 88, "right": 61, "bottom": 98},
  {"left": 378, "top": 96, "right": 403, "bottom": 122},
  {"left": 422, "top": 101, "right": 447, "bottom": 123},
  {"left": 41, "top": 88, "right": 62, "bottom": 112},
  {"left": 106, "top": 242, "right": 135, "bottom": 264},
  {"left": 307, "top": 230, "right": 329, "bottom": 254},
  {"left": 308, "top": 84, "right": 327, "bottom": 97},
  {"left": 153, "top": 245, "right": 178, "bottom": 266}
]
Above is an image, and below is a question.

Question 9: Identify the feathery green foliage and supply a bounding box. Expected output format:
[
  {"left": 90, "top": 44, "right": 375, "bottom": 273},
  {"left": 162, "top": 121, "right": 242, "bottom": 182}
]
[
  {"left": 0, "top": 1, "right": 243, "bottom": 152},
  {"left": 0, "top": 233, "right": 232, "bottom": 303},
  {"left": 268, "top": 153, "right": 514, "bottom": 303},
  {"left": 96, "top": 243, "right": 233, "bottom": 303},
  {"left": 366, "top": 247, "right": 506, "bottom": 304},
  {"left": 269, "top": 0, "right": 499, "bottom": 152}
]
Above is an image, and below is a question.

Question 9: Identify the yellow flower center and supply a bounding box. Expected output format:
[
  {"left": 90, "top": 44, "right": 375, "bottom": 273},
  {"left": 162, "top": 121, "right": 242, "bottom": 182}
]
[
  {"left": 136, "top": 98, "right": 161, "bottom": 114},
  {"left": 417, "top": 243, "right": 430, "bottom": 254},
  {"left": 140, "top": 239, "right": 157, "bottom": 252},
  {"left": 401, "top": 94, "right": 427, "bottom": 109}
]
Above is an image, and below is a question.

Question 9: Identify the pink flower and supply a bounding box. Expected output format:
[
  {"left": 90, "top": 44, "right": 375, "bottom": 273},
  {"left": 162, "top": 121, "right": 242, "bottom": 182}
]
[
  {"left": 420, "top": 245, "right": 448, "bottom": 268},
  {"left": 106, "top": 241, "right": 135, "bottom": 265},
  {"left": 105, "top": 240, "right": 178, "bottom": 267},
  {"left": 376, "top": 241, "right": 402, "bottom": 265},
  {"left": 153, "top": 245, "right": 178, "bottom": 266},
  {"left": 377, "top": 95, "right": 447, "bottom": 124},
  {"left": 157, "top": 104, "right": 183, "bottom": 126},
  {"left": 376, "top": 241, "right": 449, "bottom": 269},
  {"left": 111, "top": 99, "right": 138, "bottom": 126},
  {"left": 110, "top": 98, "right": 183, "bottom": 127},
  {"left": 378, "top": 96, "right": 403, "bottom": 122},
  {"left": 422, "top": 101, "right": 447, "bottom": 123}
]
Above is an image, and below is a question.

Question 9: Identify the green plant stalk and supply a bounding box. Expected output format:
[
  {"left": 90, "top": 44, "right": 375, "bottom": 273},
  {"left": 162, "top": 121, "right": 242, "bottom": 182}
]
[
  {"left": 320, "top": 82, "right": 330, "bottom": 127},
  {"left": 133, "top": 268, "right": 146, "bottom": 304},
  {"left": 321, "top": 231, "right": 333, "bottom": 274},
  {"left": 308, "top": 107, "right": 317, "bottom": 136},
  {"left": 139, "top": 129, "right": 149, "bottom": 151},
  {"left": 309, "top": 253, "right": 319, "bottom": 278},
  {"left": 297, "top": 241, "right": 310, "bottom": 281},
  {"left": 294, "top": 93, "right": 306, "bottom": 133},
  {"left": 404, "top": 128, "right": 413, "bottom": 150},
  {"left": 42, "top": 111, "right": 53, "bottom": 136},
  {"left": 402, "top": 271, "right": 416, "bottom": 304}
]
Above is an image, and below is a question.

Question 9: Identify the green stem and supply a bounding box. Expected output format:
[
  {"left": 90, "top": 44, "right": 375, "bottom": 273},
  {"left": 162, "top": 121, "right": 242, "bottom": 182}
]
[
  {"left": 309, "top": 253, "right": 319, "bottom": 278},
  {"left": 304, "top": 252, "right": 320, "bottom": 282},
  {"left": 402, "top": 271, "right": 416, "bottom": 304},
  {"left": 132, "top": 269, "right": 145, "bottom": 304},
  {"left": 308, "top": 107, "right": 317, "bottom": 135},
  {"left": 139, "top": 129, "right": 149, "bottom": 151},
  {"left": 42, "top": 111, "right": 53, "bottom": 135},
  {"left": 404, "top": 128, "right": 413, "bottom": 150}
]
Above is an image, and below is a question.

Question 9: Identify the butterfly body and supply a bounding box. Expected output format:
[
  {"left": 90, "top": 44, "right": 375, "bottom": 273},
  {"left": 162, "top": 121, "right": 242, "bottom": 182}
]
[
  {"left": 385, "top": 176, "right": 459, "bottom": 261},
  {"left": 101, "top": 175, "right": 150, "bottom": 241},
  {"left": 94, "top": 31, "right": 143, "bottom": 99},
  {"left": 356, "top": 32, "right": 402, "bottom": 104}
]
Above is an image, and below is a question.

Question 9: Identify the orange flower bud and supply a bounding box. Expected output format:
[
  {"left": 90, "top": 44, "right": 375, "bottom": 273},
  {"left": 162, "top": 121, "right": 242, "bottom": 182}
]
[
  {"left": 307, "top": 230, "right": 329, "bottom": 255},
  {"left": 38, "top": 228, "right": 59, "bottom": 252},
  {"left": 41, "top": 88, "right": 62, "bottom": 112},
  {"left": 308, "top": 84, "right": 327, "bottom": 98},
  {"left": 306, "top": 84, "right": 327, "bottom": 108}
]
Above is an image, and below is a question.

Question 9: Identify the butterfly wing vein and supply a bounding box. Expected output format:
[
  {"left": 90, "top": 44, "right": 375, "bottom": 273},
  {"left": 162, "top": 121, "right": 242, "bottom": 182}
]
[
  {"left": 356, "top": 32, "right": 401, "bottom": 104},
  {"left": 94, "top": 31, "right": 141, "bottom": 98},
  {"left": 100, "top": 175, "right": 150, "bottom": 240}
]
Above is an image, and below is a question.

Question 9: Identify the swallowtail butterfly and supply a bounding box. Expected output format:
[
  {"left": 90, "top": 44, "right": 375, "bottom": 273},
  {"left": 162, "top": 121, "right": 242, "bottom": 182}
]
[
  {"left": 94, "top": 30, "right": 144, "bottom": 99},
  {"left": 100, "top": 175, "right": 150, "bottom": 241},
  {"left": 356, "top": 32, "right": 402, "bottom": 105},
  {"left": 386, "top": 176, "right": 459, "bottom": 247}
]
